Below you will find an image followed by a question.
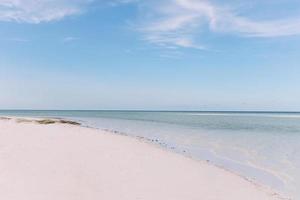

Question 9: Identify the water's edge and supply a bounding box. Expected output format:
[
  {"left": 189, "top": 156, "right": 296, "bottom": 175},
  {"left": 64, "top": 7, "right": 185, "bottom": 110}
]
[
  {"left": 1, "top": 111, "right": 298, "bottom": 199},
  {"left": 0, "top": 115, "right": 288, "bottom": 200}
]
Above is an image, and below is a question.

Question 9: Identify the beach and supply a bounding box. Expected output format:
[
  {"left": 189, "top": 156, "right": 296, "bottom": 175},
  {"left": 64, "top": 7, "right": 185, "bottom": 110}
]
[{"left": 0, "top": 117, "right": 283, "bottom": 200}]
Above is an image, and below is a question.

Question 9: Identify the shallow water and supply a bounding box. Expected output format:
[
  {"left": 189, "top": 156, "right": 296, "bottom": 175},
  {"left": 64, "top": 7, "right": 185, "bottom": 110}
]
[{"left": 1, "top": 110, "right": 299, "bottom": 199}]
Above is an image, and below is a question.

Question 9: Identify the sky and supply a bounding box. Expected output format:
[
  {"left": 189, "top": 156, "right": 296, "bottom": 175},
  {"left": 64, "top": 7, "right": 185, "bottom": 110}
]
[{"left": 0, "top": 0, "right": 300, "bottom": 111}]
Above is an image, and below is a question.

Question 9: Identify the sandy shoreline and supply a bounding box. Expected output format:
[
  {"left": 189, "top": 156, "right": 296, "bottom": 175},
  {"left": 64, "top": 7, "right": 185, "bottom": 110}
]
[{"left": 0, "top": 117, "right": 284, "bottom": 200}]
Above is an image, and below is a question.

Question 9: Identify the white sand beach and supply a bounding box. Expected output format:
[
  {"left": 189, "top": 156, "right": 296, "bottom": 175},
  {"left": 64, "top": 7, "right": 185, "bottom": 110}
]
[{"left": 0, "top": 117, "right": 283, "bottom": 200}]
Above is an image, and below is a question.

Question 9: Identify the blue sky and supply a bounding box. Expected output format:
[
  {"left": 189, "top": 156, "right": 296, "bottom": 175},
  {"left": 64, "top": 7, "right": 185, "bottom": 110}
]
[{"left": 0, "top": 0, "right": 300, "bottom": 110}]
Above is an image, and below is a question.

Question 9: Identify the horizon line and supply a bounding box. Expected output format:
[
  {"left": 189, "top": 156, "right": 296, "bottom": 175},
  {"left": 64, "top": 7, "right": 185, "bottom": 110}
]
[{"left": 0, "top": 109, "right": 300, "bottom": 113}]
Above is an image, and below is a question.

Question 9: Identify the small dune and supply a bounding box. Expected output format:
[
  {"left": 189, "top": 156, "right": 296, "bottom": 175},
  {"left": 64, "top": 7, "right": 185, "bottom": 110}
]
[
  {"left": 15, "top": 118, "right": 81, "bottom": 126},
  {"left": 16, "top": 119, "right": 34, "bottom": 123},
  {"left": 58, "top": 120, "right": 81, "bottom": 126},
  {"left": 0, "top": 117, "right": 11, "bottom": 120},
  {"left": 36, "top": 119, "right": 57, "bottom": 125}
]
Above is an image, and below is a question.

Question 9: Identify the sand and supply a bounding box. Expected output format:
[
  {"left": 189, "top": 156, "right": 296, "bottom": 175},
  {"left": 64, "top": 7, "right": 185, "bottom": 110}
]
[{"left": 0, "top": 117, "right": 284, "bottom": 200}]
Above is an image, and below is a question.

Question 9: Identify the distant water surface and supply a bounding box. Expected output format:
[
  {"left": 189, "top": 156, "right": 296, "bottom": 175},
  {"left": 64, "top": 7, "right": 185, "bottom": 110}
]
[{"left": 1, "top": 110, "right": 299, "bottom": 199}]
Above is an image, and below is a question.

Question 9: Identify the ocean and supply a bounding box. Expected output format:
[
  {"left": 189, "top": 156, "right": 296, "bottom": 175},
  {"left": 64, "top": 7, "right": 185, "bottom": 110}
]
[{"left": 1, "top": 110, "right": 299, "bottom": 199}]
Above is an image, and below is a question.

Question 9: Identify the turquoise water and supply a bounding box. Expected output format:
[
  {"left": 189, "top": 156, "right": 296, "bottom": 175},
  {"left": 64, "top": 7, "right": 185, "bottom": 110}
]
[{"left": 1, "top": 110, "right": 299, "bottom": 199}]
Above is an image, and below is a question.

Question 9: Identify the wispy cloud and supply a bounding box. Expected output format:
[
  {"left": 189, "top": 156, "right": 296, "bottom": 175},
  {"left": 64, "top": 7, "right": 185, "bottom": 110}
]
[
  {"left": 1, "top": 0, "right": 300, "bottom": 49},
  {"left": 0, "top": 0, "right": 94, "bottom": 23},
  {"left": 137, "top": 0, "right": 300, "bottom": 48},
  {"left": 63, "top": 36, "right": 79, "bottom": 43},
  {"left": 7, "top": 37, "right": 29, "bottom": 42},
  {"left": 0, "top": 0, "right": 137, "bottom": 23},
  {"left": 108, "top": 0, "right": 139, "bottom": 6}
]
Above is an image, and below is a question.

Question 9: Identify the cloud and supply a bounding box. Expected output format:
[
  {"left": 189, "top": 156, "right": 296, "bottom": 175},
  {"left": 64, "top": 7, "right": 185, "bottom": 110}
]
[
  {"left": 0, "top": 0, "right": 94, "bottom": 23},
  {"left": 1, "top": 0, "right": 300, "bottom": 49},
  {"left": 63, "top": 36, "right": 79, "bottom": 43},
  {"left": 137, "top": 0, "right": 300, "bottom": 48},
  {"left": 7, "top": 37, "right": 29, "bottom": 42},
  {"left": 0, "top": 0, "right": 138, "bottom": 23}
]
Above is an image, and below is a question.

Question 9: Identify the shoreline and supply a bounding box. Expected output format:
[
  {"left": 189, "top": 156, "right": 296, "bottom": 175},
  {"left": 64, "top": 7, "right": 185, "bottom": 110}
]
[{"left": 0, "top": 116, "right": 286, "bottom": 200}]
